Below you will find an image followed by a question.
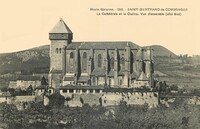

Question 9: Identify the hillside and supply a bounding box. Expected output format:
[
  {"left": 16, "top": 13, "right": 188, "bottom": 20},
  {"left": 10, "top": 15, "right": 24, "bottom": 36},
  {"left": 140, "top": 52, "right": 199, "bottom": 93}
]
[
  {"left": 0, "top": 45, "right": 50, "bottom": 75},
  {"left": 144, "top": 45, "right": 177, "bottom": 57},
  {"left": 0, "top": 44, "right": 177, "bottom": 75},
  {"left": 2, "top": 43, "right": 200, "bottom": 89}
]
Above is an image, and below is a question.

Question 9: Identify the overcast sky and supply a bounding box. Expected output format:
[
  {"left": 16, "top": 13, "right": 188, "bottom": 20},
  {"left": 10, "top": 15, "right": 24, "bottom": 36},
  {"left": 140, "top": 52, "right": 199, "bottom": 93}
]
[{"left": 0, "top": 0, "right": 199, "bottom": 55}]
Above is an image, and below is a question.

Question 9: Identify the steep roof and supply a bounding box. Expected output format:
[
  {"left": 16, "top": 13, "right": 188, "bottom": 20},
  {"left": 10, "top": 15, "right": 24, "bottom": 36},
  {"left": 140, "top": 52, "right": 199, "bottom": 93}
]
[
  {"left": 78, "top": 76, "right": 90, "bottom": 82},
  {"left": 137, "top": 71, "right": 148, "bottom": 81},
  {"left": 91, "top": 68, "right": 106, "bottom": 76},
  {"left": 49, "top": 18, "right": 72, "bottom": 34},
  {"left": 131, "top": 71, "right": 138, "bottom": 79},
  {"left": 67, "top": 42, "right": 139, "bottom": 49},
  {"left": 63, "top": 76, "right": 74, "bottom": 81}
]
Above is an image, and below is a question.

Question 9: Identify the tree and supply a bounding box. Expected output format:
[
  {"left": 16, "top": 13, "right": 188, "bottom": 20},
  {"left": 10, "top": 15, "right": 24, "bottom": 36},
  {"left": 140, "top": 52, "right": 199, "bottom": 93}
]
[
  {"left": 182, "top": 117, "right": 189, "bottom": 127},
  {"left": 1, "top": 87, "right": 8, "bottom": 92},
  {"left": 41, "top": 76, "right": 48, "bottom": 85},
  {"left": 8, "top": 88, "right": 15, "bottom": 96},
  {"left": 26, "top": 85, "right": 33, "bottom": 95},
  {"left": 80, "top": 97, "right": 84, "bottom": 105},
  {"left": 99, "top": 97, "right": 102, "bottom": 106},
  {"left": 48, "top": 92, "right": 65, "bottom": 109},
  {"left": 65, "top": 97, "right": 71, "bottom": 106}
]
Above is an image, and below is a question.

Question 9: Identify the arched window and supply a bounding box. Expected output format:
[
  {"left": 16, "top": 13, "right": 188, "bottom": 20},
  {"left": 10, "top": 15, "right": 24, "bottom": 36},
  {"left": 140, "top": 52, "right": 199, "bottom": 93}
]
[
  {"left": 120, "top": 57, "right": 125, "bottom": 70},
  {"left": 56, "top": 48, "right": 58, "bottom": 53},
  {"left": 82, "top": 52, "right": 87, "bottom": 72},
  {"left": 70, "top": 52, "right": 74, "bottom": 58},
  {"left": 69, "top": 52, "right": 74, "bottom": 73},
  {"left": 98, "top": 54, "right": 102, "bottom": 68},
  {"left": 59, "top": 48, "right": 62, "bottom": 53},
  {"left": 110, "top": 57, "right": 114, "bottom": 69}
]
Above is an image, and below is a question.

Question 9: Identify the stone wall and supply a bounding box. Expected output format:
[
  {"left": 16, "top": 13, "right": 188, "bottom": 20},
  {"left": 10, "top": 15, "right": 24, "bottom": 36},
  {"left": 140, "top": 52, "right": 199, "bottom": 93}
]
[
  {"left": 56, "top": 91, "right": 159, "bottom": 108},
  {"left": 11, "top": 96, "right": 36, "bottom": 110},
  {"left": 0, "top": 97, "right": 13, "bottom": 104},
  {"left": 188, "top": 96, "right": 200, "bottom": 105},
  {"left": 8, "top": 81, "right": 17, "bottom": 88},
  {"left": 159, "top": 96, "right": 200, "bottom": 107},
  {"left": 102, "top": 92, "right": 158, "bottom": 108}
]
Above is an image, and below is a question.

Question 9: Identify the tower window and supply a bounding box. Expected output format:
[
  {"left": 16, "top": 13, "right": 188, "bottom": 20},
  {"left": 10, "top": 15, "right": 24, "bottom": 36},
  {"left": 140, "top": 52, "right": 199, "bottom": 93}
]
[
  {"left": 98, "top": 54, "right": 102, "bottom": 68},
  {"left": 61, "top": 34, "right": 65, "bottom": 38},
  {"left": 56, "top": 48, "right": 58, "bottom": 53},
  {"left": 59, "top": 48, "right": 62, "bottom": 53}
]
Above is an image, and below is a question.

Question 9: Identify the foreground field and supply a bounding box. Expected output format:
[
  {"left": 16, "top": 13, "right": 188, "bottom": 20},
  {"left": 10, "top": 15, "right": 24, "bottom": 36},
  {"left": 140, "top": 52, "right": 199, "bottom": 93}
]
[{"left": 0, "top": 99, "right": 199, "bottom": 129}]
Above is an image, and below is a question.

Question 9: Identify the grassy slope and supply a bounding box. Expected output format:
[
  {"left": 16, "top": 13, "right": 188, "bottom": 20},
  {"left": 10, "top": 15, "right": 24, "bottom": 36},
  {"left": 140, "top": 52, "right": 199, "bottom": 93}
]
[
  {"left": 0, "top": 45, "right": 50, "bottom": 75},
  {"left": 0, "top": 45, "right": 50, "bottom": 88},
  {"left": 144, "top": 45, "right": 177, "bottom": 57},
  {"left": 0, "top": 44, "right": 176, "bottom": 76}
]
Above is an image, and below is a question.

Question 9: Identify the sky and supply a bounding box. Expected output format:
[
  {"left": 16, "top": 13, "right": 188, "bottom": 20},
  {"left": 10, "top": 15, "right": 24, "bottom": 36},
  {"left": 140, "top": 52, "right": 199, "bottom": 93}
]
[{"left": 0, "top": 0, "right": 199, "bottom": 55}]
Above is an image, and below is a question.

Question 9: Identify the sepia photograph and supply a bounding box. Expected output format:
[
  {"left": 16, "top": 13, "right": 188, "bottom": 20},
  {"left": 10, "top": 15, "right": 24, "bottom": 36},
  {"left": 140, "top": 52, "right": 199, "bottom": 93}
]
[{"left": 0, "top": 0, "right": 200, "bottom": 129}]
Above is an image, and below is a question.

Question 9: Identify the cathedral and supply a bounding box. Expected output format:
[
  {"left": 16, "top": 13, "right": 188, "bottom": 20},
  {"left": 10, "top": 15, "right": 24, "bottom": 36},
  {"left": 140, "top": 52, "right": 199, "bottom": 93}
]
[{"left": 48, "top": 18, "right": 154, "bottom": 89}]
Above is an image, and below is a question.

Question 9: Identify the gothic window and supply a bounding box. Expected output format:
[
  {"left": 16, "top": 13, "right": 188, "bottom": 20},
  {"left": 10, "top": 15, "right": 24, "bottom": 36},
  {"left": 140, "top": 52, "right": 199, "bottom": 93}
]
[
  {"left": 120, "top": 57, "right": 125, "bottom": 70},
  {"left": 98, "top": 54, "right": 102, "bottom": 68},
  {"left": 92, "top": 77, "right": 96, "bottom": 84},
  {"left": 69, "top": 52, "right": 74, "bottom": 73},
  {"left": 110, "top": 57, "right": 114, "bottom": 69},
  {"left": 56, "top": 48, "right": 58, "bottom": 53},
  {"left": 82, "top": 52, "right": 87, "bottom": 72},
  {"left": 70, "top": 52, "right": 74, "bottom": 58},
  {"left": 59, "top": 48, "right": 62, "bottom": 53}
]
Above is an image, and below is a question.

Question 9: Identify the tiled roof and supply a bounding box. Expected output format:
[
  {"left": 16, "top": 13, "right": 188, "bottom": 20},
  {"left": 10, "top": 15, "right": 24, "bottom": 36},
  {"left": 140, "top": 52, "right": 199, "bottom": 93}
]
[
  {"left": 91, "top": 68, "right": 106, "bottom": 76},
  {"left": 63, "top": 76, "right": 74, "bottom": 81},
  {"left": 78, "top": 76, "right": 90, "bottom": 82},
  {"left": 67, "top": 42, "right": 139, "bottom": 49},
  {"left": 49, "top": 18, "right": 72, "bottom": 34},
  {"left": 50, "top": 69, "right": 63, "bottom": 74},
  {"left": 59, "top": 86, "right": 104, "bottom": 90}
]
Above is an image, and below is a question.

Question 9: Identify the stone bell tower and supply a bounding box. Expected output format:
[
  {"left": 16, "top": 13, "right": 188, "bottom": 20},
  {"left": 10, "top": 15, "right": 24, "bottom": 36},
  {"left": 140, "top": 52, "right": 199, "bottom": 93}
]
[{"left": 48, "top": 18, "right": 73, "bottom": 88}]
